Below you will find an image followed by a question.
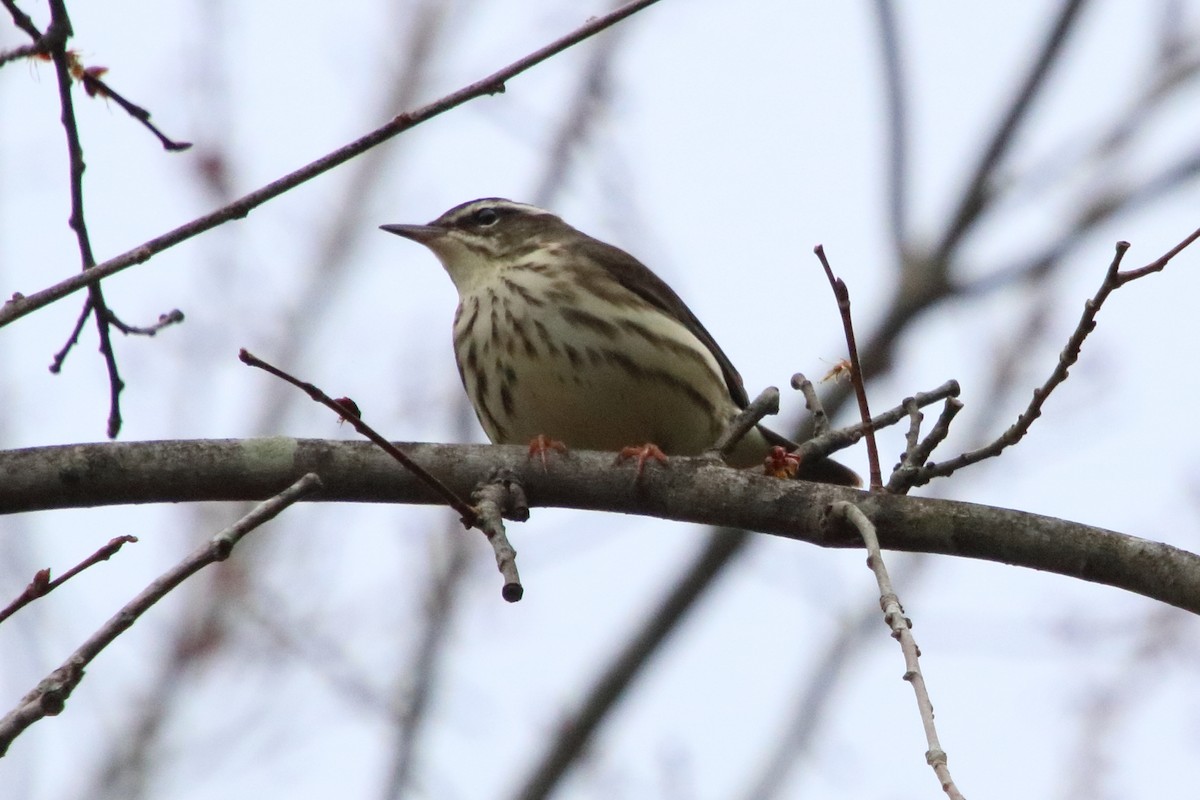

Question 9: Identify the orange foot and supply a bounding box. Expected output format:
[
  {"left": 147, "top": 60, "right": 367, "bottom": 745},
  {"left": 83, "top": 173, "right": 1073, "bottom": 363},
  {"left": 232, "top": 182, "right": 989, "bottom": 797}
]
[
  {"left": 527, "top": 434, "right": 568, "bottom": 470},
  {"left": 615, "top": 443, "right": 669, "bottom": 480},
  {"left": 764, "top": 445, "right": 801, "bottom": 479}
]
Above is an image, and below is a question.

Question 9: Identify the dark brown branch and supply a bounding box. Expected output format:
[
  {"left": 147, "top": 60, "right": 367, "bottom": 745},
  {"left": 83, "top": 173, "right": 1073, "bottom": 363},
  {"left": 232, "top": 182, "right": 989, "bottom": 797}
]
[
  {"left": 4, "top": 0, "right": 188, "bottom": 149},
  {"left": 76, "top": 69, "right": 192, "bottom": 151},
  {"left": 45, "top": 0, "right": 125, "bottom": 437},
  {"left": 1, "top": 0, "right": 42, "bottom": 39},
  {"left": 0, "top": 40, "right": 45, "bottom": 67},
  {"left": 0, "top": 0, "right": 664, "bottom": 330}
]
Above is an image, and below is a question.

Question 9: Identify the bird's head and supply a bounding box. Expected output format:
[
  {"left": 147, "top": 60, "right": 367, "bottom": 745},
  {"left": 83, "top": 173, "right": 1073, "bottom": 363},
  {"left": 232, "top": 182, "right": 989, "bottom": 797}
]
[{"left": 381, "top": 198, "right": 574, "bottom": 293}]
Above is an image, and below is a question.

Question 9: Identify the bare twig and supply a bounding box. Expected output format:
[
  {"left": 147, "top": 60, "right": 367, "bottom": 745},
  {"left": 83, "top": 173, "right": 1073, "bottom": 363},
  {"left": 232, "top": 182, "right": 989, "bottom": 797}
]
[
  {"left": 0, "top": 472, "right": 322, "bottom": 757},
  {"left": 238, "top": 348, "right": 479, "bottom": 526},
  {"left": 887, "top": 397, "right": 964, "bottom": 493},
  {"left": 815, "top": 245, "right": 882, "bottom": 488},
  {"left": 710, "top": 386, "right": 781, "bottom": 459},
  {"left": 0, "top": 535, "right": 138, "bottom": 625},
  {"left": 47, "top": 294, "right": 92, "bottom": 374},
  {"left": 472, "top": 471, "right": 526, "bottom": 602},
  {"left": 107, "top": 308, "right": 186, "bottom": 336},
  {"left": 4, "top": 0, "right": 189, "bottom": 148},
  {"left": 791, "top": 380, "right": 961, "bottom": 466},
  {"left": 0, "top": 0, "right": 665, "bottom": 330},
  {"left": 829, "top": 501, "right": 964, "bottom": 800},
  {"left": 790, "top": 373, "right": 831, "bottom": 436},
  {"left": 1, "top": 0, "right": 42, "bottom": 39},
  {"left": 44, "top": 0, "right": 127, "bottom": 437},
  {"left": 0, "top": 40, "right": 45, "bottom": 67},
  {"left": 76, "top": 68, "right": 192, "bottom": 151},
  {"left": 908, "top": 229, "right": 1200, "bottom": 487}
]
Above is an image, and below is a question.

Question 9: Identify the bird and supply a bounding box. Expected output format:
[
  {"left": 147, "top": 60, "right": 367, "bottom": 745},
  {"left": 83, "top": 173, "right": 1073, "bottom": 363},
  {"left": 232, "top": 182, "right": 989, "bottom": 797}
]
[{"left": 381, "top": 198, "right": 859, "bottom": 486}]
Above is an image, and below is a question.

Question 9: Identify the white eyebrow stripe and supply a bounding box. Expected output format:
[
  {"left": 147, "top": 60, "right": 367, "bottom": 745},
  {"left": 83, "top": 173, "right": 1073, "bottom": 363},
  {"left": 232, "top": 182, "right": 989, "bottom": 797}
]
[{"left": 439, "top": 198, "right": 555, "bottom": 225}]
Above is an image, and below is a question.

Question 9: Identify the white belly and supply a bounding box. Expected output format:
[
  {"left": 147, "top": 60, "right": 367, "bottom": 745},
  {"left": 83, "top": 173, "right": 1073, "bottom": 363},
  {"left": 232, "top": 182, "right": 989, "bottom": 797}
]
[{"left": 452, "top": 265, "right": 739, "bottom": 456}]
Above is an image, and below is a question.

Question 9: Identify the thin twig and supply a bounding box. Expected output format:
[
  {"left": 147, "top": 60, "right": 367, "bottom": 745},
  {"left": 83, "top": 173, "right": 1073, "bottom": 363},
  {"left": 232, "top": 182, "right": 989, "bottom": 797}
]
[
  {"left": 0, "top": 0, "right": 665, "bottom": 330},
  {"left": 0, "top": 535, "right": 138, "bottom": 625},
  {"left": 0, "top": 40, "right": 45, "bottom": 67},
  {"left": 0, "top": 472, "right": 322, "bottom": 757},
  {"left": 105, "top": 308, "right": 186, "bottom": 336},
  {"left": 790, "top": 373, "right": 831, "bottom": 436},
  {"left": 886, "top": 397, "right": 964, "bottom": 493},
  {"left": 4, "top": 0, "right": 188, "bottom": 148},
  {"left": 77, "top": 70, "right": 192, "bottom": 151},
  {"left": 44, "top": 0, "right": 126, "bottom": 437},
  {"left": 1, "top": 0, "right": 42, "bottom": 39},
  {"left": 829, "top": 501, "right": 965, "bottom": 800},
  {"left": 472, "top": 471, "right": 526, "bottom": 602},
  {"left": 710, "top": 386, "right": 781, "bottom": 459},
  {"left": 238, "top": 348, "right": 479, "bottom": 526},
  {"left": 908, "top": 229, "right": 1200, "bottom": 487},
  {"left": 898, "top": 397, "right": 923, "bottom": 466},
  {"left": 815, "top": 245, "right": 882, "bottom": 488},
  {"left": 792, "top": 380, "right": 961, "bottom": 465}
]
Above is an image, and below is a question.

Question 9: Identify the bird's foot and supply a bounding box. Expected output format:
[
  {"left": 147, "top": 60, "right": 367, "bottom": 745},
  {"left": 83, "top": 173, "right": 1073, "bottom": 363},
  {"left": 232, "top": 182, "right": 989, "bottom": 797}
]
[
  {"left": 614, "top": 443, "right": 669, "bottom": 480},
  {"left": 527, "top": 434, "right": 568, "bottom": 470}
]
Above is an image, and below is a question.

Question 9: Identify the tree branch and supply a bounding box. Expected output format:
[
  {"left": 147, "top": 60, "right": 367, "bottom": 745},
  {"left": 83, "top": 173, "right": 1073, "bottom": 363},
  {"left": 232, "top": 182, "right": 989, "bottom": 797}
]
[
  {"left": 0, "top": 0, "right": 664, "bottom": 330},
  {"left": 2, "top": 438, "right": 1198, "bottom": 615}
]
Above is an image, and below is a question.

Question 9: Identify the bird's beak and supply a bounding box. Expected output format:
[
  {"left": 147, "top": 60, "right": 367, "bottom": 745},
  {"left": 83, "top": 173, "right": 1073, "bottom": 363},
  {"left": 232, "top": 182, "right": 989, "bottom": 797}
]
[{"left": 379, "top": 223, "right": 444, "bottom": 244}]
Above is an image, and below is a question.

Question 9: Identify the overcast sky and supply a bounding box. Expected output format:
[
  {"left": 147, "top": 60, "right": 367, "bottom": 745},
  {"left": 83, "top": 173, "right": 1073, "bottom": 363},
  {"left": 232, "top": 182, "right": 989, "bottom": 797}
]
[{"left": 2, "top": 2, "right": 1200, "bottom": 799}]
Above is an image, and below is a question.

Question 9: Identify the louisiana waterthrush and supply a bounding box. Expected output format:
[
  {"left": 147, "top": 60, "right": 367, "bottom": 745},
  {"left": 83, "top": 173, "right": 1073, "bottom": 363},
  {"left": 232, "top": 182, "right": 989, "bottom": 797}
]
[{"left": 381, "top": 198, "right": 859, "bottom": 486}]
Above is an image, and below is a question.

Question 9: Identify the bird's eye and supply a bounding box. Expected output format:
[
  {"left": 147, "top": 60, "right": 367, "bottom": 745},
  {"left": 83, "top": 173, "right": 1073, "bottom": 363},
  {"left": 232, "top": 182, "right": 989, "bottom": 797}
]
[{"left": 472, "top": 208, "right": 500, "bottom": 227}]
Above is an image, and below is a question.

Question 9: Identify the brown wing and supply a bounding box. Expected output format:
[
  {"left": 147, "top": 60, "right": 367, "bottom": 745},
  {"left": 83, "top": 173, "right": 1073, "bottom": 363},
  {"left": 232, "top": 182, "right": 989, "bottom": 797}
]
[{"left": 574, "top": 236, "right": 752, "bottom": 409}]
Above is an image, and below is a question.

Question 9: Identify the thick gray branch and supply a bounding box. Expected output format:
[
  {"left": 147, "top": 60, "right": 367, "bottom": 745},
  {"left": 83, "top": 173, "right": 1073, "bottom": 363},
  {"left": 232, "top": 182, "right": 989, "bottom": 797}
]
[{"left": 2, "top": 438, "right": 1197, "bottom": 614}]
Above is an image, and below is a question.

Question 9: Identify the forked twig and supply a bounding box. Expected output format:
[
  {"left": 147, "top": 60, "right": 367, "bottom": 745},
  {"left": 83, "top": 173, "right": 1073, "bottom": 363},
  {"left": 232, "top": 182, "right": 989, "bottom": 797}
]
[
  {"left": 902, "top": 229, "right": 1200, "bottom": 488},
  {"left": 238, "top": 349, "right": 528, "bottom": 600},
  {"left": 0, "top": 0, "right": 665, "bottom": 331}
]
